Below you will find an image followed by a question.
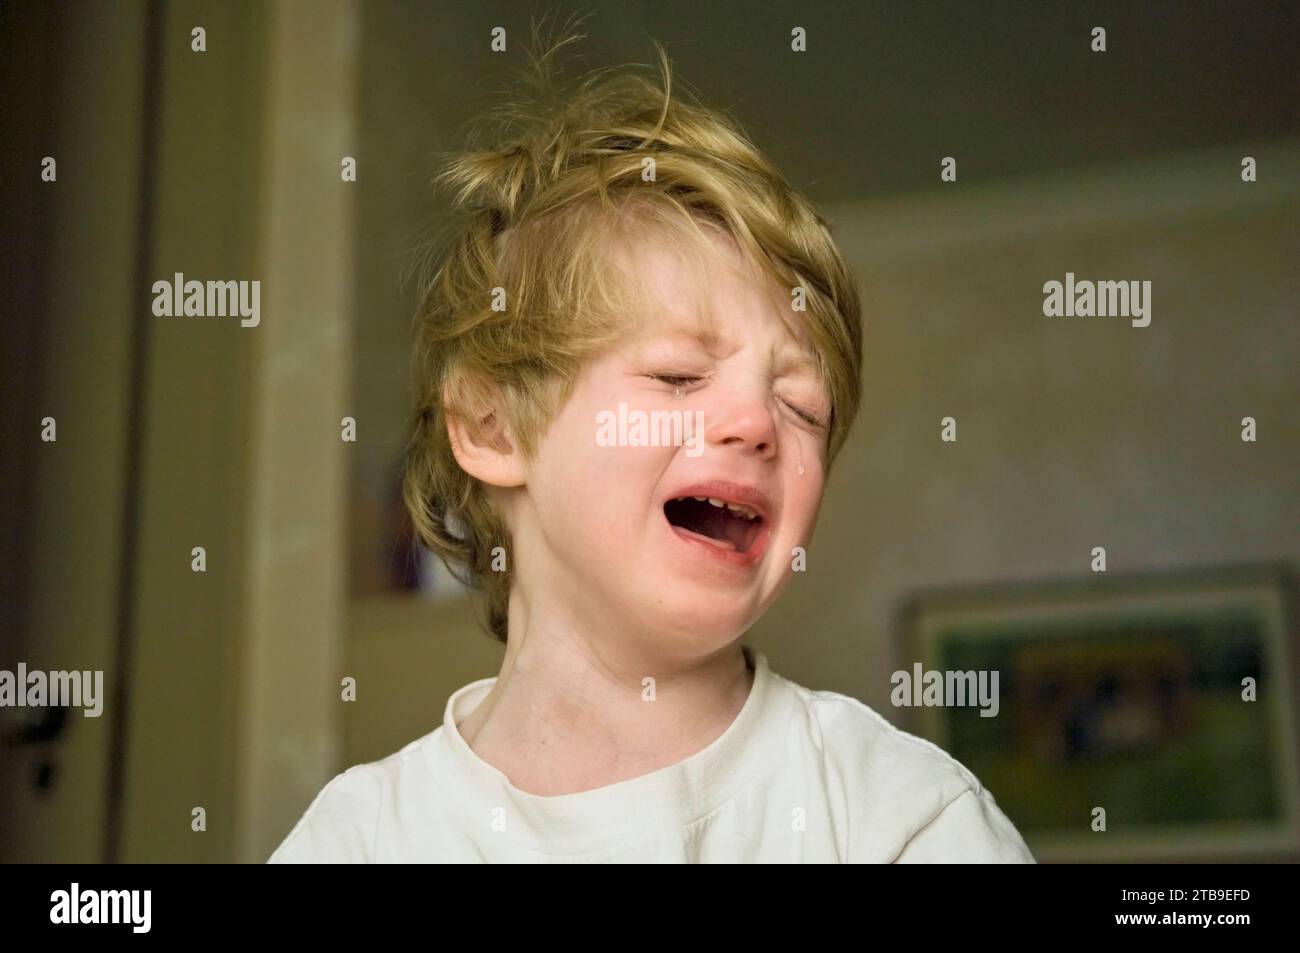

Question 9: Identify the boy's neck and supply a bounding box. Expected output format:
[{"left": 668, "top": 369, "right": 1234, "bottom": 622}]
[{"left": 456, "top": 634, "right": 755, "bottom": 798}]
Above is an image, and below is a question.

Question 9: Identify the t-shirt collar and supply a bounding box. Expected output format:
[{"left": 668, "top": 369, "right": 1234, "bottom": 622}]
[{"left": 423, "top": 645, "right": 787, "bottom": 855}]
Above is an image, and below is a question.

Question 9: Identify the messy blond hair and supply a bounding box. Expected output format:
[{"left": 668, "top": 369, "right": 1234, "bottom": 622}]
[{"left": 403, "top": 30, "right": 863, "bottom": 643}]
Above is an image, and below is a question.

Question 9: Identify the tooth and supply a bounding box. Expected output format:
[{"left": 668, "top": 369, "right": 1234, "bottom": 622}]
[
  {"left": 707, "top": 498, "right": 725, "bottom": 507},
  {"left": 694, "top": 496, "right": 706, "bottom": 501},
  {"left": 726, "top": 503, "right": 746, "bottom": 514}
]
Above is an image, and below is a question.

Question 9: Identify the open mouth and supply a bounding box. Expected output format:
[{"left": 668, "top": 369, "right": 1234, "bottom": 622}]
[{"left": 663, "top": 496, "right": 765, "bottom": 555}]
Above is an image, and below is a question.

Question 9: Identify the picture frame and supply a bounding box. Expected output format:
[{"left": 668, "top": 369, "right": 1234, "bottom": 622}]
[{"left": 899, "top": 562, "right": 1300, "bottom": 862}]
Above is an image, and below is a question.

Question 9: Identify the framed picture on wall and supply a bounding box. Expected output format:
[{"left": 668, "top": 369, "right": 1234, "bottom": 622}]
[{"left": 899, "top": 562, "right": 1300, "bottom": 862}]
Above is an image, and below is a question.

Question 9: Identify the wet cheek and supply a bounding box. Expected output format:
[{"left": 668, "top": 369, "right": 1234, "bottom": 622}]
[{"left": 787, "top": 479, "right": 825, "bottom": 540}]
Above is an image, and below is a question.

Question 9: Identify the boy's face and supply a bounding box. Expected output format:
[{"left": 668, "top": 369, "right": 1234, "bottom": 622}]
[{"left": 510, "top": 230, "right": 831, "bottom": 657}]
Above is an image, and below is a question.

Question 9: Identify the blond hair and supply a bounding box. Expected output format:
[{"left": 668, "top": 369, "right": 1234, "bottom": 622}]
[{"left": 403, "top": 33, "right": 863, "bottom": 643}]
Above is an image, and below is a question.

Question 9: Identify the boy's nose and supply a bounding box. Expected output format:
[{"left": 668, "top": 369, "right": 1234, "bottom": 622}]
[{"left": 704, "top": 392, "right": 778, "bottom": 460}]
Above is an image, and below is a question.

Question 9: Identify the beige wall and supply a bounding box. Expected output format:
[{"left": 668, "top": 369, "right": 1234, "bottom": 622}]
[
  {"left": 233, "top": 0, "right": 358, "bottom": 864},
  {"left": 754, "top": 139, "right": 1300, "bottom": 712},
  {"left": 121, "top": 0, "right": 358, "bottom": 865},
  {"left": 118, "top": 0, "right": 269, "bottom": 865}
]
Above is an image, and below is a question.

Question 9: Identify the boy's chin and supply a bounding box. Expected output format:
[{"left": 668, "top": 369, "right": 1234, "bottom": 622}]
[{"left": 637, "top": 593, "right": 760, "bottom": 645}]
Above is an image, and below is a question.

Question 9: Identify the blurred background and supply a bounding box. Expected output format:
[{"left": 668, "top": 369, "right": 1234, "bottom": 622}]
[{"left": 1, "top": 0, "right": 1297, "bottom": 862}]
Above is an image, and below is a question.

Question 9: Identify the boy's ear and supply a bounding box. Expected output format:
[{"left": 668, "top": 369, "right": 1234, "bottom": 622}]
[{"left": 443, "top": 383, "right": 528, "bottom": 488}]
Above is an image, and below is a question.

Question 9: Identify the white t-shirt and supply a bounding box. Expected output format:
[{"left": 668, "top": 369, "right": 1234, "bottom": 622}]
[{"left": 268, "top": 647, "right": 1035, "bottom": 863}]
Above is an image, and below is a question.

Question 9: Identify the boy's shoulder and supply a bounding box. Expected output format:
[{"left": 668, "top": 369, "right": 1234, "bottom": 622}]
[
  {"left": 771, "top": 672, "right": 1035, "bottom": 862},
  {"left": 783, "top": 675, "right": 985, "bottom": 790},
  {"left": 266, "top": 728, "right": 442, "bottom": 863}
]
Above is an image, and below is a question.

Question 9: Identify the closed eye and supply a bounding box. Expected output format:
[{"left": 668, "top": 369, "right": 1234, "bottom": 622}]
[
  {"left": 649, "top": 373, "right": 825, "bottom": 427},
  {"left": 648, "top": 373, "right": 703, "bottom": 388},
  {"left": 780, "top": 397, "right": 824, "bottom": 428}
]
